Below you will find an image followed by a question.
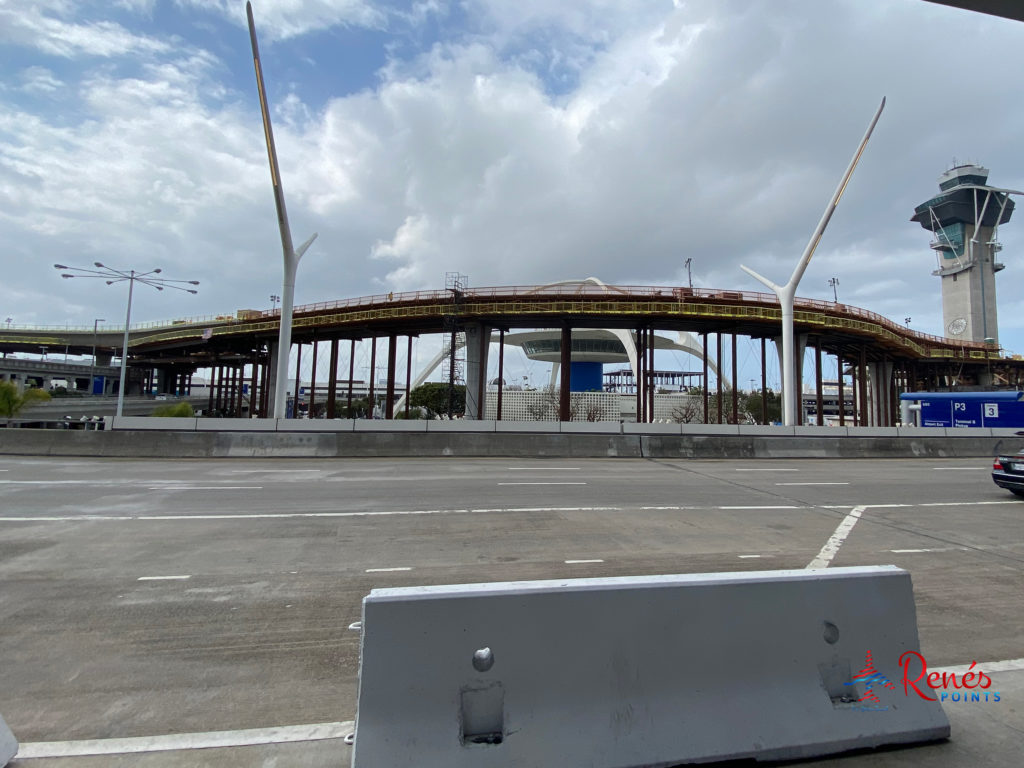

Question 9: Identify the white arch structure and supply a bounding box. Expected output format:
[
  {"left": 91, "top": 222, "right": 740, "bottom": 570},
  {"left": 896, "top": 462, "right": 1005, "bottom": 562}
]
[{"left": 394, "top": 277, "right": 723, "bottom": 413}]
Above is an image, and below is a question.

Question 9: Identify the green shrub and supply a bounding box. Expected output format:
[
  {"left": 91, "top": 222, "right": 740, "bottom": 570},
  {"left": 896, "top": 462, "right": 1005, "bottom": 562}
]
[{"left": 151, "top": 401, "right": 195, "bottom": 417}]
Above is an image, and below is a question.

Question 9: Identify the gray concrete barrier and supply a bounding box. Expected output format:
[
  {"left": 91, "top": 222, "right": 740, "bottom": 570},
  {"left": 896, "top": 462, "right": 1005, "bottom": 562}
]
[
  {"left": 351, "top": 566, "right": 949, "bottom": 767},
  {"left": 0, "top": 424, "right": 1019, "bottom": 459},
  {"left": 0, "top": 714, "right": 17, "bottom": 767}
]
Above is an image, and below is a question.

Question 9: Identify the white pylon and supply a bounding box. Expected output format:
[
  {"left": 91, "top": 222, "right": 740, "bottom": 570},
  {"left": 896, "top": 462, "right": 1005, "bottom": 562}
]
[{"left": 742, "top": 97, "right": 885, "bottom": 426}]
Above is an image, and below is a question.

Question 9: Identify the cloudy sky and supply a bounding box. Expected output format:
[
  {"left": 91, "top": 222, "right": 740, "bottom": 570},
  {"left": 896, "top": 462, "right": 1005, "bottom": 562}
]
[{"left": 1, "top": 0, "right": 1022, "bottom": 387}]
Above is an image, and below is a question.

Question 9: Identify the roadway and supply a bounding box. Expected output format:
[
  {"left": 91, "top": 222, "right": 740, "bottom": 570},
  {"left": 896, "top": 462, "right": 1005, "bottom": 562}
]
[{"left": 1, "top": 456, "right": 1023, "bottom": 766}]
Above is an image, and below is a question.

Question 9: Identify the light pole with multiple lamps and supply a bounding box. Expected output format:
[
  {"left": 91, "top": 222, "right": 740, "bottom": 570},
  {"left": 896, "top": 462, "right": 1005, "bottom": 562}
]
[
  {"left": 828, "top": 277, "right": 840, "bottom": 303},
  {"left": 54, "top": 263, "right": 199, "bottom": 417}
]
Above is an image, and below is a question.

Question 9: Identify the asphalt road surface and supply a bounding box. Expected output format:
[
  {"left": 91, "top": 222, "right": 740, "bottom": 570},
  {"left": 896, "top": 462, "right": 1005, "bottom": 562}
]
[{"left": 1, "top": 455, "right": 1022, "bottom": 765}]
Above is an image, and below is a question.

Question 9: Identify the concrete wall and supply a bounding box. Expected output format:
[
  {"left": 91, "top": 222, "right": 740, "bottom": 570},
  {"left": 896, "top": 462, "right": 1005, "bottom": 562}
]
[{"left": 0, "top": 421, "right": 1020, "bottom": 459}]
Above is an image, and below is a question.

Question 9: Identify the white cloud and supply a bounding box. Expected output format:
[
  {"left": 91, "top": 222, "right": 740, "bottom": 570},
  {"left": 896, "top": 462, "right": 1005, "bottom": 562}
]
[
  {"left": 19, "top": 66, "right": 65, "bottom": 94},
  {"left": 0, "top": 1, "right": 171, "bottom": 58},
  {"left": 184, "top": 0, "right": 385, "bottom": 40},
  {"left": 2, "top": 0, "right": 1024, "bottom": 363}
]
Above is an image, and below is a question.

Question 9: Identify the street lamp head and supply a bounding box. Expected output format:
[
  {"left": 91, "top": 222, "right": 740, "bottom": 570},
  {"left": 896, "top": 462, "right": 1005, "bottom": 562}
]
[
  {"left": 54, "top": 264, "right": 68, "bottom": 270},
  {"left": 153, "top": 268, "right": 162, "bottom": 274},
  {"left": 105, "top": 280, "right": 115, "bottom": 285},
  {"left": 188, "top": 280, "right": 199, "bottom": 285},
  {"left": 61, "top": 274, "right": 74, "bottom": 279},
  {"left": 187, "top": 289, "right": 198, "bottom": 295},
  {"left": 94, "top": 262, "right": 104, "bottom": 268}
]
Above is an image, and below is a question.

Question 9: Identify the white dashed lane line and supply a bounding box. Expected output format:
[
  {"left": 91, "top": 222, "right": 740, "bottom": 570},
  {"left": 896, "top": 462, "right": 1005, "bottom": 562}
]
[
  {"left": 14, "top": 721, "right": 355, "bottom": 759},
  {"left": 365, "top": 567, "right": 412, "bottom": 573},
  {"left": 776, "top": 482, "right": 850, "bottom": 486},
  {"left": 137, "top": 575, "right": 191, "bottom": 581},
  {"left": 497, "top": 482, "right": 587, "bottom": 486},
  {"left": 806, "top": 506, "right": 865, "bottom": 569},
  {"left": 565, "top": 559, "right": 603, "bottom": 564}
]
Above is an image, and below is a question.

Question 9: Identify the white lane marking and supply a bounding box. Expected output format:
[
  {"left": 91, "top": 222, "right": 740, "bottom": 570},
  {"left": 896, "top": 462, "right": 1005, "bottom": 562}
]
[
  {"left": 365, "top": 567, "right": 412, "bottom": 573},
  {"left": 497, "top": 482, "right": 587, "bottom": 486},
  {"left": 147, "top": 486, "right": 263, "bottom": 491},
  {"left": 507, "top": 467, "right": 580, "bottom": 470},
  {"left": 348, "top": 622, "right": 362, "bottom": 631},
  {"left": 640, "top": 506, "right": 702, "bottom": 510},
  {"left": 3, "top": 498, "right": 1018, "bottom": 526},
  {"left": 777, "top": 482, "right": 849, "bottom": 486},
  {"left": 0, "top": 506, "right": 625, "bottom": 523},
  {"left": 806, "top": 506, "right": 865, "bottom": 569},
  {"left": 735, "top": 468, "right": 799, "bottom": 472},
  {"left": 0, "top": 480, "right": 121, "bottom": 484},
  {"left": 738, "top": 555, "right": 763, "bottom": 559},
  {"left": 0, "top": 516, "right": 135, "bottom": 521},
  {"left": 565, "top": 559, "right": 603, "bottom": 564},
  {"left": 891, "top": 549, "right": 931, "bottom": 553},
  {"left": 15, "top": 721, "right": 355, "bottom": 759},
  {"left": 0, "top": 481, "right": 262, "bottom": 490},
  {"left": 931, "top": 467, "right": 985, "bottom": 470},
  {"left": 720, "top": 505, "right": 801, "bottom": 510},
  {"left": 920, "top": 501, "right": 1022, "bottom": 507},
  {"left": 932, "top": 658, "right": 1024, "bottom": 675},
  {"left": 225, "top": 469, "right": 322, "bottom": 473},
  {"left": 137, "top": 575, "right": 191, "bottom": 581}
]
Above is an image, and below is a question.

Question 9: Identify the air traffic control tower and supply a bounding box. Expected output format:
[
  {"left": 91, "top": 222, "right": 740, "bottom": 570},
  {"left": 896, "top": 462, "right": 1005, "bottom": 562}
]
[{"left": 911, "top": 164, "right": 1015, "bottom": 345}]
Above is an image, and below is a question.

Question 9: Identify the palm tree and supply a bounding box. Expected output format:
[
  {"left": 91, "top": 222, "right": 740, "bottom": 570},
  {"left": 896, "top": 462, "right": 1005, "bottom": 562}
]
[{"left": 0, "top": 381, "right": 52, "bottom": 426}]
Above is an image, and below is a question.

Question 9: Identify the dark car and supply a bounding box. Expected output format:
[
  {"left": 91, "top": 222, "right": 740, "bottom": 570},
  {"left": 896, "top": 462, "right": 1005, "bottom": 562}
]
[{"left": 993, "top": 450, "right": 1024, "bottom": 497}]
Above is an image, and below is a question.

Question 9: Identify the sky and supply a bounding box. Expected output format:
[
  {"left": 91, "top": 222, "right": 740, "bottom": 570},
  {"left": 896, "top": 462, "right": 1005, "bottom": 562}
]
[{"left": 1, "top": 0, "right": 1022, "bottom": 390}]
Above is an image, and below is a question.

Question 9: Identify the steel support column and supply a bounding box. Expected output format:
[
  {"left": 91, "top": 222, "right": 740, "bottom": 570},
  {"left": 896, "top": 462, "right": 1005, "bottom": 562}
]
[
  {"left": 385, "top": 334, "right": 397, "bottom": 420},
  {"left": 237, "top": 366, "right": 245, "bottom": 417},
  {"left": 260, "top": 357, "right": 270, "bottom": 417},
  {"left": 636, "top": 328, "right": 644, "bottom": 423},
  {"left": 293, "top": 343, "right": 302, "bottom": 418},
  {"left": 648, "top": 327, "right": 655, "bottom": 422},
  {"left": 859, "top": 347, "right": 869, "bottom": 427},
  {"left": 368, "top": 337, "right": 376, "bottom": 418},
  {"left": 497, "top": 329, "right": 504, "bottom": 421},
  {"left": 815, "top": 342, "right": 824, "bottom": 426},
  {"left": 837, "top": 347, "right": 845, "bottom": 427},
  {"left": 347, "top": 339, "right": 356, "bottom": 415},
  {"left": 760, "top": 337, "right": 768, "bottom": 425},
  {"left": 703, "top": 333, "right": 709, "bottom": 424},
  {"left": 716, "top": 333, "right": 723, "bottom": 424},
  {"left": 327, "top": 339, "right": 339, "bottom": 419},
  {"left": 309, "top": 340, "right": 318, "bottom": 418},
  {"left": 250, "top": 359, "right": 258, "bottom": 417},
  {"left": 559, "top": 326, "right": 571, "bottom": 422},
  {"left": 405, "top": 336, "right": 413, "bottom": 418},
  {"left": 731, "top": 333, "right": 738, "bottom": 424}
]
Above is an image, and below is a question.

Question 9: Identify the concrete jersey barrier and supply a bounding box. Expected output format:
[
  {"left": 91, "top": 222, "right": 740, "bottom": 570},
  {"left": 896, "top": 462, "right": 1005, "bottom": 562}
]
[
  {"left": 351, "top": 566, "right": 949, "bottom": 767},
  {"left": 0, "top": 714, "right": 17, "bottom": 767}
]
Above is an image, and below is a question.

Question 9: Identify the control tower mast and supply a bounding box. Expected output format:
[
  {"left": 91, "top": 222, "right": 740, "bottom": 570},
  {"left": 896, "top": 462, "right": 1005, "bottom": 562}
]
[{"left": 911, "top": 165, "right": 1016, "bottom": 345}]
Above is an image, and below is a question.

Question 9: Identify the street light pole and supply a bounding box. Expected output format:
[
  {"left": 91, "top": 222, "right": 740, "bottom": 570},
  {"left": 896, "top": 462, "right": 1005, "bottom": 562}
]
[
  {"left": 828, "top": 277, "right": 839, "bottom": 303},
  {"left": 54, "top": 263, "right": 198, "bottom": 417},
  {"left": 116, "top": 276, "right": 136, "bottom": 417}
]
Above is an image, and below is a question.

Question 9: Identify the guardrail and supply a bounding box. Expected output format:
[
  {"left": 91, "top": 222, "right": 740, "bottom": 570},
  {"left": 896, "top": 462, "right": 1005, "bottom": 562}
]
[{"left": 1, "top": 283, "right": 1011, "bottom": 359}]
